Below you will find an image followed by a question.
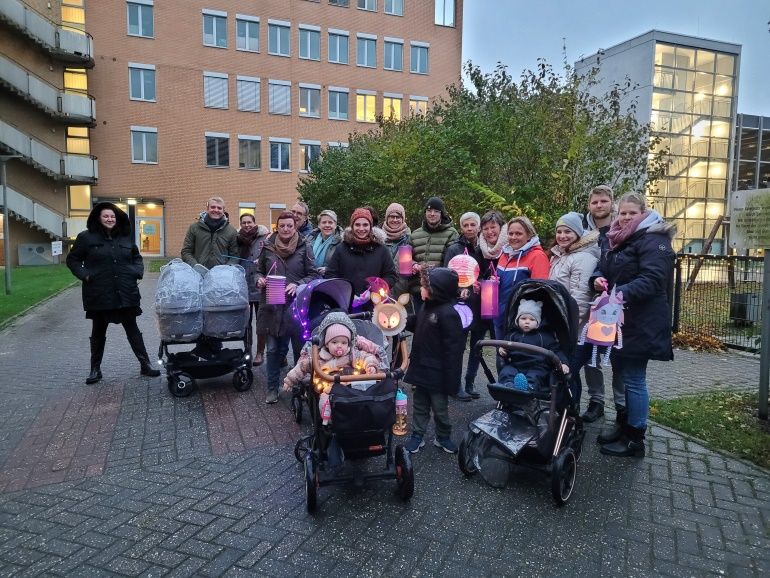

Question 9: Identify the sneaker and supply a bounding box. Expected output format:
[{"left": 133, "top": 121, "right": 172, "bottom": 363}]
[
  {"left": 265, "top": 390, "right": 279, "bottom": 404},
  {"left": 581, "top": 401, "right": 605, "bottom": 423},
  {"left": 405, "top": 435, "right": 425, "bottom": 454},
  {"left": 433, "top": 437, "right": 459, "bottom": 454}
]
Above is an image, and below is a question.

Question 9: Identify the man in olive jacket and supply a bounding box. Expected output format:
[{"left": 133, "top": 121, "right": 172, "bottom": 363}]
[
  {"left": 408, "top": 196, "right": 458, "bottom": 308},
  {"left": 181, "top": 197, "right": 238, "bottom": 269}
]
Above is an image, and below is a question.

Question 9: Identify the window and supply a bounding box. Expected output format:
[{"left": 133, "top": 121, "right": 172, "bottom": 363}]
[
  {"left": 383, "top": 94, "right": 401, "bottom": 120},
  {"left": 410, "top": 42, "right": 429, "bottom": 74},
  {"left": 127, "top": 1, "right": 153, "bottom": 37},
  {"left": 206, "top": 133, "right": 229, "bottom": 167},
  {"left": 299, "top": 84, "right": 320, "bottom": 117},
  {"left": 131, "top": 126, "right": 157, "bottom": 163},
  {"left": 409, "top": 97, "right": 427, "bottom": 116},
  {"left": 203, "top": 72, "right": 228, "bottom": 109},
  {"left": 384, "top": 38, "right": 403, "bottom": 71},
  {"left": 357, "top": 34, "right": 376, "bottom": 68},
  {"left": 269, "top": 80, "right": 291, "bottom": 115},
  {"left": 268, "top": 20, "right": 290, "bottom": 56},
  {"left": 299, "top": 26, "right": 321, "bottom": 60},
  {"left": 300, "top": 141, "right": 321, "bottom": 172},
  {"left": 328, "top": 87, "right": 349, "bottom": 120},
  {"left": 329, "top": 0, "right": 349, "bottom": 6},
  {"left": 238, "top": 136, "right": 261, "bottom": 170},
  {"left": 203, "top": 10, "right": 227, "bottom": 48},
  {"left": 236, "top": 16, "right": 259, "bottom": 51},
  {"left": 270, "top": 138, "right": 291, "bottom": 171},
  {"left": 385, "top": 0, "right": 403, "bottom": 15},
  {"left": 356, "top": 91, "right": 375, "bottom": 122},
  {"left": 328, "top": 30, "right": 349, "bottom": 64},
  {"left": 236, "top": 76, "right": 260, "bottom": 112},
  {"left": 357, "top": 0, "right": 376, "bottom": 10},
  {"left": 67, "top": 126, "right": 90, "bottom": 154},
  {"left": 128, "top": 63, "right": 156, "bottom": 101},
  {"left": 434, "top": 0, "right": 455, "bottom": 27}
]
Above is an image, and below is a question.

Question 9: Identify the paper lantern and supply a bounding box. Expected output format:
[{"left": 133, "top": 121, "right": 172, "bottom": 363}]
[
  {"left": 453, "top": 303, "right": 473, "bottom": 329},
  {"left": 480, "top": 278, "right": 499, "bottom": 319},
  {"left": 447, "top": 254, "right": 480, "bottom": 288},
  {"left": 372, "top": 292, "right": 410, "bottom": 336},
  {"left": 397, "top": 245, "right": 413, "bottom": 276},
  {"left": 366, "top": 276, "right": 390, "bottom": 297},
  {"left": 266, "top": 275, "right": 286, "bottom": 305}
]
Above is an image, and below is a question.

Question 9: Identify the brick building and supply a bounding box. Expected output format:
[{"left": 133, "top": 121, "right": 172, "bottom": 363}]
[{"left": 85, "top": 0, "right": 463, "bottom": 258}]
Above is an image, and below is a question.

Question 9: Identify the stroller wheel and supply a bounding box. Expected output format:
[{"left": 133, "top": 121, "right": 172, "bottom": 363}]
[
  {"left": 394, "top": 446, "right": 414, "bottom": 501},
  {"left": 304, "top": 453, "right": 319, "bottom": 513},
  {"left": 291, "top": 395, "right": 303, "bottom": 424},
  {"left": 551, "top": 447, "right": 577, "bottom": 506},
  {"left": 294, "top": 435, "right": 312, "bottom": 463},
  {"left": 232, "top": 369, "right": 253, "bottom": 392},
  {"left": 458, "top": 430, "right": 480, "bottom": 477},
  {"left": 168, "top": 373, "right": 194, "bottom": 397}
]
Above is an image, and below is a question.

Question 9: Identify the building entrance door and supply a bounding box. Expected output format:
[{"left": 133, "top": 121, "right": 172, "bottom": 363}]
[{"left": 137, "top": 217, "right": 164, "bottom": 256}]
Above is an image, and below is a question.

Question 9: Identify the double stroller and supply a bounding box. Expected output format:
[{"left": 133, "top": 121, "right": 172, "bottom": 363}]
[
  {"left": 290, "top": 278, "right": 414, "bottom": 513},
  {"left": 155, "top": 259, "right": 253, "bottom": 397},
  {"left": 458, "top": 279, "right": 585, "bottom": 505}
]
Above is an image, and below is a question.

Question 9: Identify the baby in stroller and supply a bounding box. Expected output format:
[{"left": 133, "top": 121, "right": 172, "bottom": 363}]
[
  {"left": 498, "top": 299, "right": 570, "bottom": 393},
  {"left": 283, "top": 311, "right": 387, "bottom": 423}
]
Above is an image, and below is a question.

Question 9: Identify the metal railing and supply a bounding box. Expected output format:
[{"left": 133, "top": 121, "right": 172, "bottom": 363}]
[
  {"left": 674, "top": 254, "right": 763, "bottom": 352},
  {"left": 0, "top": 184, "right": 64, "bottom": 239}
]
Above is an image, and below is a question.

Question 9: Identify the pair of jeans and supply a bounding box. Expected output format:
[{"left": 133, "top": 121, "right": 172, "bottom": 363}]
[
  {"left": 265, "top": 334, "right": 291, "bottom": 393},
  {"left": 464, "top": 325, "right": 491, "bottom": 389},
  {"left": 411, "top": 386, "right": 451, "bottom": 440},
  {"left": 610, "top": 355, "right": 649, "bottom": 428}
]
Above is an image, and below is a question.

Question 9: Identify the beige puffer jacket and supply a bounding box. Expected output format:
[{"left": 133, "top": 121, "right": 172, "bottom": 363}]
[{"left": 549, "top": 230, "right": 600, "bottom": 327}]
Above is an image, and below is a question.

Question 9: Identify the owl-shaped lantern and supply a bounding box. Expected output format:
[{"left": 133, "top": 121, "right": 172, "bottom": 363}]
[
  {"left": 447, "top": 253, "right": 480, "bottom": 288},
  {"left": 371, "top": 292, "right": 410, "bottom": 336},
  {"left": 578, "top": 287, "right": 625, "bottom": 367}
]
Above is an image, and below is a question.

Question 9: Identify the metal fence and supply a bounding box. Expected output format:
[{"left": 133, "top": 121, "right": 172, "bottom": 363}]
[{"left": 673, "top": 254, "right": 764, "bottom": 352}]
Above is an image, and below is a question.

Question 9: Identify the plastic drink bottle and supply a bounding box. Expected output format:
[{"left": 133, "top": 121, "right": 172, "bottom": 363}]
[{"left": 393, "top": 389, "right": 408, "bottom": 436}]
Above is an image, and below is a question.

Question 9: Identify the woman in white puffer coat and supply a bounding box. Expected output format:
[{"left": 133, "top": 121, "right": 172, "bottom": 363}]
[{"left": 548, "top": 212, "right": 601, "bottom": 413}]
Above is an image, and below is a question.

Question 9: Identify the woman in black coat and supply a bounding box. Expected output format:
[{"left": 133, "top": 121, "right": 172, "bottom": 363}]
[
  {"left": 592, "top": 192, "right": 676, "bottom": 458},
  {"left": 324, "top": 207, "right": 398, "bottom": 312},
  {"left": 66, "top": 202, "right": 160, "bottom": 384}
]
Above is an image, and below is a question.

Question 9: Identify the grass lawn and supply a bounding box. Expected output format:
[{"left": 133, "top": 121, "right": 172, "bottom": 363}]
[
  {"left": 650, "top": 391, "right": 770, "bottom": 470},
  {"left": 0, "top": 264, "right": 77, "bottom": 325},
  {"left": 146, "top": 258, "right": 171, "bottom": 273}
]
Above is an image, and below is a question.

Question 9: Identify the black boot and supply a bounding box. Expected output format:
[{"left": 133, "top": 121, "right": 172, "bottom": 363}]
[
  {"left": 465, "top": 381, "right": 481, "bottom": 399},
  {"left": 600, "top": 425, "right": 646, "bottom": 457},
  {"left": 86, "top": 336, "right": 105, "bottom": 384},
  {"left": 126, "top": 327, "right": 161, "bottom": 377},
  {"left": 597, "top": 406, "right": 627, "bottom": 445},
  {"left": 581, "top": 401, "right": 605, "bottom": 423}
]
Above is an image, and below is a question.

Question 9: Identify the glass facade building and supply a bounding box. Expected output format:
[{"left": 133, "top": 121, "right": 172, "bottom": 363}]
[{"left": 733, "top": 114, "right": 770, "bottom": 191}]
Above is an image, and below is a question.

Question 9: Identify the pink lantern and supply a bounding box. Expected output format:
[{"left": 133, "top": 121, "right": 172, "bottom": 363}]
[
  {"left": 480, "top": 277, "right": 499, "bottom": 319},
  {"left": 266, "top": 275, "right": 287, "bottom": 305},
  {"left": 397, "top": 245, "right": 413, "bottom": 276},
  {"left": 447, "top": 254, "right": 480, "bottom": 288}
]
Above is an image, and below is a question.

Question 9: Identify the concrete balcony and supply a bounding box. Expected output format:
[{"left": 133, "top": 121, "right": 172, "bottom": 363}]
[
  {"left": 0, "top": 119, "right": 98, "bottom": 183},
  {"left": 0, "top": 0, "right": 94, "bottom": 68},
  {"left": 0, "top": 55, "right": 95, "bottom": 124},
  {"left": 0, "top": 184, "right": 65, "bottom": 239}
]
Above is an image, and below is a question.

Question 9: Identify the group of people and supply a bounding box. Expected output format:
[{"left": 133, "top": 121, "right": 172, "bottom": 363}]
[{"left": 66, "top": 185, "right": 675, "bottom": 460}]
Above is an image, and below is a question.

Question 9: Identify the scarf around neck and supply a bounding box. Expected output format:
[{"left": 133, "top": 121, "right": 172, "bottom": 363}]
[
  {"left": 312, "top": 232, "right": 337, "bottom": 267},
  {"left": 502, "top": 235, "right": 541, "bottom": 257},
  {"left": 607, "top": 210, "right": 662, "bottom": 250},
  {"left": 237, "top": 227, "right": 261, "bottom": 258},
  {"left": 383, "top": 219, "right": 410, "bottom": 242},
  {"left": 478, "top": 230, "right": 506, "bottom": 259},
  {"left": 273, "top": 232, "right": 299, "bottom": 259}
]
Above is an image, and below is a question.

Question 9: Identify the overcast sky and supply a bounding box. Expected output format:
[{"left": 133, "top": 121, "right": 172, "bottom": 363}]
[{"left": 462, "top": 0, "right": 769, "bottom": 116}]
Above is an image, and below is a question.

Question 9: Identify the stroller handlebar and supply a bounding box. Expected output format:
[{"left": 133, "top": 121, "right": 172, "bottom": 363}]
[
  {"left": 474, "top": 339, "right": 566, "bottom": 375},
  {"left": 311, "top": 339, "right": 409, "bottom": 383}
]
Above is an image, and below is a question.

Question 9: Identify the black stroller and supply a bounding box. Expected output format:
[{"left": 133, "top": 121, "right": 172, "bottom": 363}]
[
  {"left": 457, "top": 279, "right": 585, "bottom": 505},
  {"left": 291, "top": 279, "right": 414, "bottom": 513},
  {"left": 155, "top": 260, "right": 253, "bottom": 397}
]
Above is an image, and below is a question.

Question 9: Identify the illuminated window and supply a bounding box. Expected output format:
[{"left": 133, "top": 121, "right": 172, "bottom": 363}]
[
  {"left": 61, "top": 2, "right": 85, "bottom": 30},
  {"left": 409, "top": 97, "right": 427, "bottom": 116},
  {"left": 299, "top": 85, "right": 320, "bottom": 117},
  {"left": 69, "top": 185, "right": 91, "bottom": 212},
  {"left": 383, "top": 95, "right": 401, "bottom": 120},
  {"left": 67, "top": 126, "right": 90, "bottom": 154},
  {"left": 64, "top": 68, "right": 88, "bottom": 92},
  {"left": 356, "top": 91, "right": 376, "bottom": 122}
]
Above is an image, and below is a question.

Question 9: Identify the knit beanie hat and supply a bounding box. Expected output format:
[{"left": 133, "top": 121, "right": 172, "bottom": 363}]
[
  {"left": 556, "top": 211, "right": 584, "bottom": 237},
  {"left": 349, "top": 207, "right": 373, "bottom": 227},
  {"left": 385, "top": 203, "right": 406, "bottom": 219},
  {"left": 317, "top": 209, "right": 338, "bottom": 224},
  {"left": 424, "top": 196, "right": 447, "bottom": 215},
  {"left": 459, "top": 211, "right": 481, "bottom": 227},
  {"left": 318, "top": 311, "right": 358, "bottom": 345},
  {"left": 323, "top": 323, "right": 352, "bottom": 345},
  {"left": 516, "top": 299, "right": 542, "bottom": 327}
]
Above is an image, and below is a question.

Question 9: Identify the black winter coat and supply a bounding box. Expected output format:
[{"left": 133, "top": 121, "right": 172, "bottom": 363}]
[
  {"left": 404, "top": 268, "right": 465, "bottom": 395},
  {"left": 595, "top": 222, "right": 676, "bottom": 361},
  {"left": 324, "top": 228, "right": 398, "bottom": 298},
  {"left": 500, "top": 327, "right": 567, "bottom": 378},
  {"left": 66, "top": 202, "right": 144, "bottom": 312}
]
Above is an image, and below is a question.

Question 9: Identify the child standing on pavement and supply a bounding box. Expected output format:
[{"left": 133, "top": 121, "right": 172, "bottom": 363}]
[{"left": 404, "top": 267, "right": 466, "bottom": 454}]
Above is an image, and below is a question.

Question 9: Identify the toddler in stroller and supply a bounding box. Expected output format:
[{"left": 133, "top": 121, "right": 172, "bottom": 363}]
[
  {"left": 458, "top": 279, "right": 585, "bottom": 505},
  {"left": 498, "top": 299, "right": 570, "bottom": 393}
]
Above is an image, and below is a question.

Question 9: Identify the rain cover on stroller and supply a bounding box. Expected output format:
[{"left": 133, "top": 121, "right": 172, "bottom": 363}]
[
  {"left": 155, "top": 259, "right": 203, "bottom": 342},
  {"left": 201, "top": 265, "right": 249, "bottom": 338}
]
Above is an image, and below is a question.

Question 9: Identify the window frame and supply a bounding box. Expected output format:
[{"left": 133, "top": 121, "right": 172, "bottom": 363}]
[
  {"left": 328, "top": 87, "right": 349, "bottom": 120},
  {"left": 300, "top": 140, "right": 322, "bottom": 172},
  {"left": 128, "top": 63, "right": 156, "bottom": 102},
  {"left": 269, "top": 138, "right": 292, "bottom": 172},
  {"left": 299, "top": 84, "right": 321, "bottom": 118},
  {"left": 356, "top": 90, "right": 376, "bottom": 123},
  {"left": 356, "top": 34, "right": 376, "bottom": 68},
  {"left": 130, "top": 125, "right": 158, "bottom": 164},
  {"left": 410, "top": 42, "right": 429, "bottom": 75},
  {"left": 268, "top": 79, "right": 291, "bottom": 115},
  {"left": 235, "top": 15, "right": 259, "bottom": 52},
  {"left": 202, "top": 10, "right": 228, "bottom": 48},
  {"left": 268, "top": 20, "right": 291, "bottom": 57},
  {"left": 238, "top": 135, "right": 261, "bottom": 170},
  {"left": 383, "top": 93, "right": 402, "bottom": 120},
  {"left": 299, "top": 25, "right": 321, "bottom": 61},
  {"left": 383, "top": 37, "right": 403, "bottom": 71},
  {"left": 357, "top": 0, "right": 376, "bottom": 11},
  {"left": 127, "top": 1, "right": 154, "bottom": 38},
  {"left": 434, "top": 0, "right": 455, "bottom": 27},
  {"left": 409, "top": 96, "right": 428, "bottom": 116},
  {"left": 203, "top": 72, "right": 229, "bottom": 109},
  {"left": 205, "top": 132, "right": 230, "bottom": 168},
  {"left": 328, "top": 29, "right": 349, "bottom": 64},
  {"left": 236, "top": 76, "right": 261, "bottom": 112},
  {"left": 384, "top": 0, "right": 403, "bottom": 16}
]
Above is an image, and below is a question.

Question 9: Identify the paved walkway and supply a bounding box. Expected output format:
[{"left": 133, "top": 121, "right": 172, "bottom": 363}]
[{"left": 0, "top": 275, "right": 767, "bottom": 576}]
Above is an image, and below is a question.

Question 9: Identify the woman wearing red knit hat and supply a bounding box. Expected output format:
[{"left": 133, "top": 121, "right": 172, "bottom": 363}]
[{"left": 324, "top": 207, "right": 398, "bottom": 312}]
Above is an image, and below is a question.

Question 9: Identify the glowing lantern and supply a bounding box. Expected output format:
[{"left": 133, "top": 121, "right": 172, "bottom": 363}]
[
  {"left": 480, "top": 277, "right": 499, "bottom": 319},
  {"left": 453, "top": 303, "right": 473, "bottom": 329},
  {"left": 447, "top": 254, "right": 480, "bottom": 288},
  {"left": 397, "top": 245, "right": 413, "bottom": 276},
  {"left": 372, "top": 292, "right": 410, "bottom": 336},
  {"left": 266, "top": 275, "right": 286, "bottom": 305}
]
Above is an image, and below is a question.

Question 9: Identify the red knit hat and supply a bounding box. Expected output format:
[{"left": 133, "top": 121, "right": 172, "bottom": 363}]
[{"left": 350, "top": 207, "right": 373, "bottom": 227}]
